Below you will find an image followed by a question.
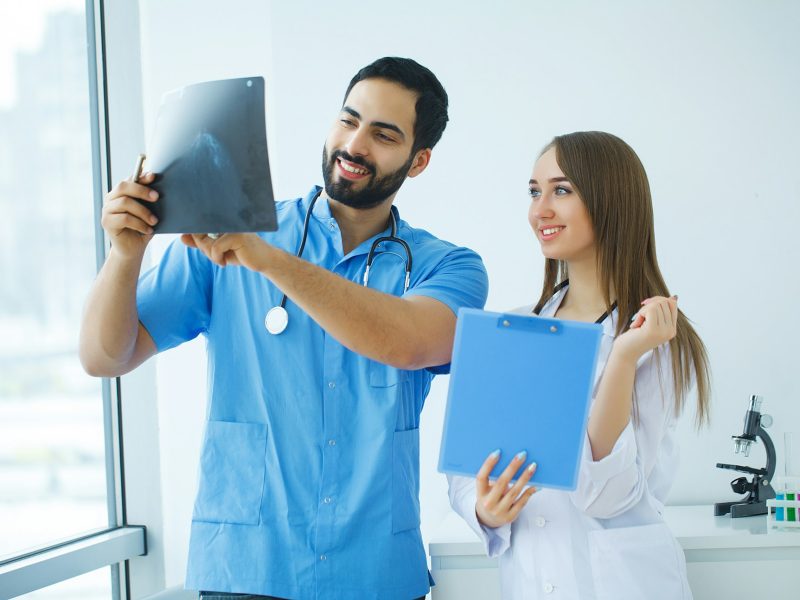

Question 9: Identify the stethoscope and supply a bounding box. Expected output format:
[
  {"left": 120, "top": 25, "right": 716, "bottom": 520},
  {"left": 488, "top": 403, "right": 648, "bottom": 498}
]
[
  {"left": 533, "top": 279, "right": 617, "bottom": 324},
  {"left": 264, "top": 189, "right": 413, "bottom": 335}
]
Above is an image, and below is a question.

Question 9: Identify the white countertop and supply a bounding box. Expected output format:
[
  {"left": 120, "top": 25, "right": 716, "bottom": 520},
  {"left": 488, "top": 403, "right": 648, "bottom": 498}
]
[{"left": 429, "top": 505, "right": 800, "bottom": 557}]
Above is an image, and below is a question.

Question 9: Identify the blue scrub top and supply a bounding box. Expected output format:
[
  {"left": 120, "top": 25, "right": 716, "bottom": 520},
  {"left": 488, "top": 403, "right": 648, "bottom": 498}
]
[{"left": 137, "top": 186, "right": 489, "bottom": 599}]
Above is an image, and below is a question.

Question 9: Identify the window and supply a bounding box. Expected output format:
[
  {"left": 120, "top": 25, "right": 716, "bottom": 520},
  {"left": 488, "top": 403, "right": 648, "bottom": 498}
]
[
  {"left": 0, "top": 0, "right": 107, "bottom": 559},
  {"left": 0, "top": 1, "right": 146, "bottom": 597}
]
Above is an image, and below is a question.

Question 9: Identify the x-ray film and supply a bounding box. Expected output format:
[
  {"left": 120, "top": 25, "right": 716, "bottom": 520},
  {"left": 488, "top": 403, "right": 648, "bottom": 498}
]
[{"left": 144, "top": 76, "right": 277, "bottom": 233}]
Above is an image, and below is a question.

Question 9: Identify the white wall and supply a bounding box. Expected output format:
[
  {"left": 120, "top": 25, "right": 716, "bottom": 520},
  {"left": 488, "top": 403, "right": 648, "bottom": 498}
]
[{"left": 136, "top": 0, "right": 800, "bottom": 588}]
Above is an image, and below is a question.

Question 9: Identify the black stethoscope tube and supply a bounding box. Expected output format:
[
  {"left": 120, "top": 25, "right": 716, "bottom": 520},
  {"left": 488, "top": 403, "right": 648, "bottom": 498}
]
[
  {"left": 265, "top": 190, "right": 413, "bottom": 335},
  {"left": 534, "top": 279, "right": 617, "bottom": 325}
]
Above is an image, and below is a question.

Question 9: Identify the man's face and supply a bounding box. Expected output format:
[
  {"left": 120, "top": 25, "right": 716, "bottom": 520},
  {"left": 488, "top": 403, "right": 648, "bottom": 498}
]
[{"left": 322, "top": 78, "right": 420, "bottom": 209}]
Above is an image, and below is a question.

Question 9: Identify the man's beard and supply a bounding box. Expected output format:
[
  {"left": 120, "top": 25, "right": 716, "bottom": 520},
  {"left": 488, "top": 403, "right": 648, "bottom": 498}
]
[{"left": 321, "top": 147, "right": 414, "bottom": 210}]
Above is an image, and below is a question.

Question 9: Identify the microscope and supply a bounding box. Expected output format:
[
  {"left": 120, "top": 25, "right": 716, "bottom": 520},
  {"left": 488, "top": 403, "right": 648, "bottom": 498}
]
[{"left": 714, "top": 395, "right": 777, "bottom": 517}]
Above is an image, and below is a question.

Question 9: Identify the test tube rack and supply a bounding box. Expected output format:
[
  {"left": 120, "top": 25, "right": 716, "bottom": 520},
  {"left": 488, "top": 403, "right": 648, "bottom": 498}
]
[{"left": 766, "top": 477, "right": 800, "bottom": 531}]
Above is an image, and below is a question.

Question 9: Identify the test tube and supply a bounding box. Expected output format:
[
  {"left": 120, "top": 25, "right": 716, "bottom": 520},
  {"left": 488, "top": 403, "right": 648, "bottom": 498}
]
[{"left": 787, "top": 432, "right": 796, "bottom": 522}]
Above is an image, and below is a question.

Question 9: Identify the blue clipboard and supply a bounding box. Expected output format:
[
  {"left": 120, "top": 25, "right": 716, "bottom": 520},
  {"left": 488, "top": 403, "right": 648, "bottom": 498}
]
[{"left": 438, "top": 308, "right": 603, "bottom": 490}]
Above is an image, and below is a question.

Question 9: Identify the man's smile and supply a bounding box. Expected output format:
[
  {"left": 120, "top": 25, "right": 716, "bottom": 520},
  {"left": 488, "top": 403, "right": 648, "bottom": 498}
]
[{"left": 336, "top": 157, "right": 372, "bottom": 180}]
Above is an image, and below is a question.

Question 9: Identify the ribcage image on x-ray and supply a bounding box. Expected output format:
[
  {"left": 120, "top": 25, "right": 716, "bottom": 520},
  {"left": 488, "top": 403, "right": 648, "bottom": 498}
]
[{"left": 144, "top": 76, "right": 277, "bottom": 234}]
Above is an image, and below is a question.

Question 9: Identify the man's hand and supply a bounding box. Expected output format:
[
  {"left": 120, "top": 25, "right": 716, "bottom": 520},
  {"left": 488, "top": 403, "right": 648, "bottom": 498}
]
[
  {"left": 181, "top": 233, "right": 270, "bottom": 272},
  {"left": 101, "top": 171, "right": 160, "bottom": 259},
  {"left": 80, "top": 170, "right": 160, "bottom": 377}
]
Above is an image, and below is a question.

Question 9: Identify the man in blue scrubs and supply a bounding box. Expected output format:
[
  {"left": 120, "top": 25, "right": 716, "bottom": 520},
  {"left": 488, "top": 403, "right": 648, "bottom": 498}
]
[{"left": 80, "top": 57, "right": 488, "bottom": 599}]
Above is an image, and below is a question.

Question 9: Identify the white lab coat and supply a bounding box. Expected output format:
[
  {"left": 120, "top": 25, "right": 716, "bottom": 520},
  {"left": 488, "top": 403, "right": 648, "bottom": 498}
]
[{"left": 448, "top": 287, "right": 693, "bottom": 600}]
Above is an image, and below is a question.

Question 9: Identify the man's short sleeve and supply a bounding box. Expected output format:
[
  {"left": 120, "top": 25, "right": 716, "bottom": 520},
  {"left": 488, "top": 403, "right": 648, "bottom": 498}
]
[
  {"left": 403, "top": 245, "right": 488, "bottom": 374},
  {"left": 403, "top": 246, "right": 488, "bottom": 315},
  {"left": 137, "top": 239, "right": 213, "bottom": 352}
]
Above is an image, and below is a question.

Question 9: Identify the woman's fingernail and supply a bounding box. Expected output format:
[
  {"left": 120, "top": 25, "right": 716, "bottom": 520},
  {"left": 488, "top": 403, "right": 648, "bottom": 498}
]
[
  {"left": 672, "top": 294, "right": 679, "bottom": 300},
  {"left": 489, "top": 449, "right": 501, "bottom": 459},
  {"left": 149, "top": 190, "right": 159, "bottom": 200},
  {"left": 527, "top": 462, "right": 537, "bottom": 473},
  {"left": 515, "top": 450, "right": 527, "bottom": 461}
]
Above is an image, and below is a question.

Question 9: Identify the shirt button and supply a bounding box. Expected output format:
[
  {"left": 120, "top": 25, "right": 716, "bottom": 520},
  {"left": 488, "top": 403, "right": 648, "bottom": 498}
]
[
  {"left": 323, "top": 496, "right": 333, "bottom": 504},
  {"left": 544, "top": 583, "right": 554, "bottom": 594},
  {"left": 328, "top": 381, "right": 336, "bottom": 389},
  {"left": 535, "top": 516, "right": 546, "bottom": 528},
  {"left": 320, "top": 554, "right": 327, "bottom": 561},
  {"left": 328, "top": 439, "right": 336, "bottom": 446}
]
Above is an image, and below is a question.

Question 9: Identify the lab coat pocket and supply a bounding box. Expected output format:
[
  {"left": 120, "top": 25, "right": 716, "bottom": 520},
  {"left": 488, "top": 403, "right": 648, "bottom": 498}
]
[
  {"left": 392, "top": 428, "right": 421, "bottom": 533},
  {"left": 588, "top": 523, "right": 691, "bottom": 600},
  {"left": 192, "top": 420, "right": 267, "bottom": 525}
]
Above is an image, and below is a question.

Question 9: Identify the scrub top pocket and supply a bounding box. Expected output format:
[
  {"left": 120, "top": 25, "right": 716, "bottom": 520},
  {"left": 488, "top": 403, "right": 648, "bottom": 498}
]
[
  {"left": 369, "top": 361, "right": 419, "bottom": 431},
  {"left": 192, "top": 420, "right": 268, "bottom": 526},
  {"left": 392, "top": 427, "right": 421, "bottom": 533}
]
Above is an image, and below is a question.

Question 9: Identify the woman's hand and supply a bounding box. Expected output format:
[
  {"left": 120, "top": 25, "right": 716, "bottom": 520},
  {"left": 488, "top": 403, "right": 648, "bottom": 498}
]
[
  {"left": 613, "top": 295, "right": 678, "bottom": 363},
  {"left": 475, "top": 449, "right": 537, "bottom": 529}
]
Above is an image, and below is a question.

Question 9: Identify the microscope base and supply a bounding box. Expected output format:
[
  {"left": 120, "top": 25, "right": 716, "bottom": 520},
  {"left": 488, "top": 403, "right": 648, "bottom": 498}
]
[{"left": 714, "top": 499, "right": 767, "bottom": 518}]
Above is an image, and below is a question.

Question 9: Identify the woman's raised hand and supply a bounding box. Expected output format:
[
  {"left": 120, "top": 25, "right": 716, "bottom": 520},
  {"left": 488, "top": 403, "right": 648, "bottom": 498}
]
[{"left": 615, "top": 295, "right": 679, "bottom": 362}]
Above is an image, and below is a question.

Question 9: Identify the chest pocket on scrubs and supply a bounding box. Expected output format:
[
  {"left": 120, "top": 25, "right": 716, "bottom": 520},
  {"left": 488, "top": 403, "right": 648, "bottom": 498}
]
[
  {"left": 368, "top": 362, "right": 421, "bottom": 533},
  {"left": 369, "top": 361, "right": 417, "bottom": 431},
  {"left": 588, "top": 523, "right": 691, "bottom": 600},
  {"left": 192, "top": 420, "right": 268, "bottom": 526}
]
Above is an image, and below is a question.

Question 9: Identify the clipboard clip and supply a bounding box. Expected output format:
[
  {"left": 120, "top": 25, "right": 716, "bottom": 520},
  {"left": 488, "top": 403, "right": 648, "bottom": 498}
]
[{"left": 497, "top": 314, "right": 564, "bottom": 335}]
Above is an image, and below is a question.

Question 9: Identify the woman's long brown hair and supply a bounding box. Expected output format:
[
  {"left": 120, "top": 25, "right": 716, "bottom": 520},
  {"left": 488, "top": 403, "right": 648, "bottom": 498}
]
[{"left": 532, "top": 131, "right": 710, "bottom": 426}]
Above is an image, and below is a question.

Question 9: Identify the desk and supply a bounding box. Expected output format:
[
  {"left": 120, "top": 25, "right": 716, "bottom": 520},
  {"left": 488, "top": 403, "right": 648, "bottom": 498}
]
[{"left": 428, "top": 506, "right": 800, "bottom": 599}]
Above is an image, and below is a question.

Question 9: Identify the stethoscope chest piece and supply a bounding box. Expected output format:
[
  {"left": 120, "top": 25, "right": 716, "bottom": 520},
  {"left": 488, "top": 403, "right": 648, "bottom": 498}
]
[{"left": 265, "top": 306, "right": 289, "bottom": 335}]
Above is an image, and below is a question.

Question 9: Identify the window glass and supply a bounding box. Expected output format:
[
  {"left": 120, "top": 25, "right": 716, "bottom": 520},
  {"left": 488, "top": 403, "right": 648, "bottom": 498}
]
[{"left": 0, "top": 0, "right": 109, "bottom": 558}]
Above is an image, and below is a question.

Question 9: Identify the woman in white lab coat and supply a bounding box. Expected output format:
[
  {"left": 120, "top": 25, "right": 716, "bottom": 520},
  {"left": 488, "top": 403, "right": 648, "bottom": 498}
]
[{"left": 448, "top": 131, "right": 710, "bottom": 600}]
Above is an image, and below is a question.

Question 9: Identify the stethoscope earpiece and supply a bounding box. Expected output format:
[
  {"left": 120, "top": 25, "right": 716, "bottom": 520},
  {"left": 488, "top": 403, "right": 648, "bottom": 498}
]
[{"left": 265, "top": 189, "right": 412, "bottom": 336}]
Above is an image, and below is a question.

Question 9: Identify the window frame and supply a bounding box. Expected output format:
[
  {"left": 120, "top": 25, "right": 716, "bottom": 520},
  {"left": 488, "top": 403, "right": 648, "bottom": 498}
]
[{"left": 0, "top": 0, "right": 159, "bottom": 597}]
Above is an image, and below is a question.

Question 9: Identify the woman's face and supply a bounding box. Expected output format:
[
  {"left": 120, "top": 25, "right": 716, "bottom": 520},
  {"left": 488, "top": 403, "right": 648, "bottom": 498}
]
[{"left": 528, "top": 147, "right": 596, "bottom": 265}]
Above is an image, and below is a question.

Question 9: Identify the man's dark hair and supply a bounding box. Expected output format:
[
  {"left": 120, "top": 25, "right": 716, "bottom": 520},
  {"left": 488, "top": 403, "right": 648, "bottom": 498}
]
[{"left": 343, "top": 57, "right": 449, "bottom": 154}]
